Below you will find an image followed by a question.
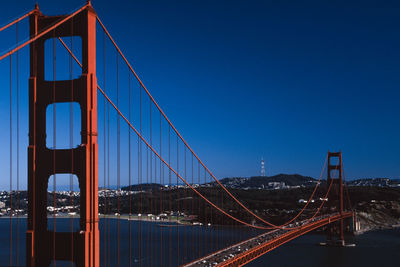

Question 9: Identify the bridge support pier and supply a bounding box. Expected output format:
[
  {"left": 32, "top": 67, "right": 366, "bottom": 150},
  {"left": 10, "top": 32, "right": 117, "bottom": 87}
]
[{"left": 27, "top": 3, "right": 99, "bottom": 267}]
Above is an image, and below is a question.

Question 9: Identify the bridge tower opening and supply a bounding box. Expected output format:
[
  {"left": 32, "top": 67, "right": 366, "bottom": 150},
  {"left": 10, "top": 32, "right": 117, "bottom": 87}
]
[
  {"left": 326, "top": 151, "right": 345, "bottom": 246},
  {"left": 26, "top": 3, "right": 99, "bottom": 267}
]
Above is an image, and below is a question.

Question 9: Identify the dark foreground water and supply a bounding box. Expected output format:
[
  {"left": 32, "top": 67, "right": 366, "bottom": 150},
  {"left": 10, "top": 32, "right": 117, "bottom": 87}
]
[
  {"left": 247, "top": 228, "right": 400, "bottom": 267},
  {"left": 0, "top": 218, "right": 399, "bottom": 266},
  {"left": 0, "top": 218, "right": 260, "bottom": 267}
]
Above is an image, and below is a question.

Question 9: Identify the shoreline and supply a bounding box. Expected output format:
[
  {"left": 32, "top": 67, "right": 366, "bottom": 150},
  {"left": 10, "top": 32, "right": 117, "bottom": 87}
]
[
  {"left": 0, "top": 214, "right": 188, "bottom": 225},
  {"left": 1, "top": 215, "right": 399, "bottom": 235}
]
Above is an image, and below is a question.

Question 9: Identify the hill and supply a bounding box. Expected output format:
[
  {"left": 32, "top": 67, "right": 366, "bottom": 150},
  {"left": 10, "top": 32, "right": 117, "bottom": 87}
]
[{"left": 211, "top": 174, "right": 317, "bottom": 190}]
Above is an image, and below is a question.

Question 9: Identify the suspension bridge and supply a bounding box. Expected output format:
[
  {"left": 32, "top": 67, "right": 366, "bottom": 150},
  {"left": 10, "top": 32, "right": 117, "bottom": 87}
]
[{"left": 0, "top": 2, "right": 355, "bottom": 266}]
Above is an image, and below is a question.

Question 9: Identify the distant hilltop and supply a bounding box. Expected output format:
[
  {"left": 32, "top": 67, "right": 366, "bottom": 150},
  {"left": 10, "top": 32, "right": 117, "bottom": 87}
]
[
  {"left": 35, "top": 175, "right": 400, "bottom": 193},
  {"left": 208, "top": 175, "right": 400, "bottom": 190},
  {"left": 209, "top": 174, "right": 317, "bottom": 190},
  {"left": 117, "top": 175, "right": 400, "bottom": 191}
]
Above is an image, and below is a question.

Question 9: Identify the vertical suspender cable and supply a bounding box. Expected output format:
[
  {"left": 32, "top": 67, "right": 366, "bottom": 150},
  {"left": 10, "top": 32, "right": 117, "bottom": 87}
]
[
  {"left": 176, "top": 135, "right": 179, "bottom": 266},
  {"left": 149, "top": 100, "right": 152, "bottom": 267},
  {"left": 9, "top": 53, "right": 13, "bottom": 267},
  {"left": 145, "top": 106, "right": 148, "bottom": 265},
  {"left": 146, "top": 139, "right": 148, "bottom": 266},
  {"left": 116, "top": 51, "right": 120, "bottom": 267},
  {"left": 168, "top": 125, "right": 171, "bottom": 267},
  {"left": 147, "top": 130, "right": 149, "bottom": 265},
  {"left": 139, "top": 84, "right": 143, "bottom": 267},
  {"left": 197, "top": 161, "right": 201, "bottom": 258},
  {"left": 194, "top": 156, "right": 197, "bottom": 259},
  {"left": 203, "top": 167, "right": 208, "bottom": 253},
  {"left": 102, "top": 28, "right": 107, "bottom": 267},
  {"left": 52, "top": 31, "right": 57, "bottom": 267},
  {"left": 153, "top": 110, "right": 158, "bottom": 264},
  {"left": 183, "top": 147, "right": 186, "bottom": 261},
  {"left": 137, "top": 131, "right": 140, "bottom": 266},
  {"left": 195, "top": 155, "right": 198, "bottom": 259},
  {"left": 219, "top": 176, "right": 222, "bottom": 249},
  {"left": 69, "top": 20, "right": 75, "bottom": 267},
  {"left": 107, "top": 67, "right": 110, "bottom": 267},
  {"left": 154, "top": 113, "right": 157, "bottom": 265},
  {"left": 211, "top": 172, "right": 214, "bottom": 252},
  {"left": 137, "top": 86, "right": 140, "bottom": 267},
  {"left": 191, "top": 154, "right": 194, "bottom": 260},
  {"left": 204, "top": 168, "right": 207, "bottom": 255},
  {"left": 220, "top": 172, "right": 224, "bottom": 248},
  {"left": 160, "top": 113, "right": 164, "bottom": 262},
  {"left": 200, "top": 163, "right": 204, "bottom": 257},
  {"left": 128, "top": 70, "right": 132, "bottom": 267},
  {"left": 16, "top": 21, "right": 20, "bottom": 267}
]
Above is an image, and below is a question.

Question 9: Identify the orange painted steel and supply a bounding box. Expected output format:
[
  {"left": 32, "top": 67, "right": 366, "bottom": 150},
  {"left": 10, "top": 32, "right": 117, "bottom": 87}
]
[
  {"left": 26, "top": 3, "right": 99, "bottom": 267},
  {"left": 217, "top": 212, "right": 353, "bottom": 267}
]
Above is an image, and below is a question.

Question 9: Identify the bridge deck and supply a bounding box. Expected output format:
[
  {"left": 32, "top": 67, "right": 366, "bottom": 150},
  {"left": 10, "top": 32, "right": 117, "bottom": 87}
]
[{"left": 183, "top": 212, "right": 353, "bottom": 267}]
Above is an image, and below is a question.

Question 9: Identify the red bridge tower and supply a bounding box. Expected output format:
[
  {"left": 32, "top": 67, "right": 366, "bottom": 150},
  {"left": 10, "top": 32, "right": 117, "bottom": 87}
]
[
  {"left": 326, "top": 151, "right": 345, "bottom": 246},
  {"left": 26, "top": 3, "right": 99, "bottom": 267}
]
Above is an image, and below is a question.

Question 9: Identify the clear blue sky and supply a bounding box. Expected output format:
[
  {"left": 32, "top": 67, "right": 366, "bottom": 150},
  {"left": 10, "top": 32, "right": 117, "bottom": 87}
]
[{"left": 0, "top": 0, "right": 399, "bottom": 189}]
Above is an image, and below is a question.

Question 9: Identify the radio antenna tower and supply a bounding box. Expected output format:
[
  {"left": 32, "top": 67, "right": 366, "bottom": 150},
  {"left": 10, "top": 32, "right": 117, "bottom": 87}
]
[{"left": 261, "top": 157, "right": 266, "bottom": 177}]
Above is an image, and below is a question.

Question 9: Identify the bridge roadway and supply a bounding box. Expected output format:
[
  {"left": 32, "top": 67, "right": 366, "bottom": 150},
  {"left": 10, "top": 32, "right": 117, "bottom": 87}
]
[{"left": 183, "top": 212, "right": 353, "bottom": 267}]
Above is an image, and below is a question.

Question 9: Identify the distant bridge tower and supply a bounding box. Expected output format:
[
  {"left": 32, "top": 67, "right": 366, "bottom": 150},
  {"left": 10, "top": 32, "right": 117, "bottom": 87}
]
[
  {"left": 326, "top": 151, "right": 344, "bottom": 246},
  {"left": 261, "top": 157, "right": 266, "bottom": 177},
  {"left": 26, "top": 3, "right": 99, "bottom": 267}
]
